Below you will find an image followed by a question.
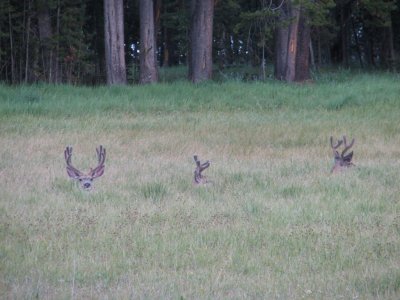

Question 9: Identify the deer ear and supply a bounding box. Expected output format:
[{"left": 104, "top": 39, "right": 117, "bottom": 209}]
[
  {"left": 343, "top": 151, "right": 353, "bottom": 163},
  {"left": 66, "top": 166, "right": 82, "bottom": 179}
]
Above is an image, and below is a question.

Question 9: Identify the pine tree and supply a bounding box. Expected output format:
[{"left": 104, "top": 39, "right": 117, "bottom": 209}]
[
  {"left": 139, "top": 0, "right": 158, "bottom": 84},
  {"left": 189, "top": 0, "right": 214, "bottom": 83},
  {"left": 104, "top": 0, "right": 127, "bottom": 85}
]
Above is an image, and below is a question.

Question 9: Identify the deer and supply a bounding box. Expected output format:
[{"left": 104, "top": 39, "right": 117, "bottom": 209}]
[
  {"left": 193, "top": 155, "right": 211, "bottom": 185},
  {"left": 330, "top": 136, "right": 355, "bottom": 173},
  {"left": 64, "top": 145, "right": 106, "bottom": 190}
]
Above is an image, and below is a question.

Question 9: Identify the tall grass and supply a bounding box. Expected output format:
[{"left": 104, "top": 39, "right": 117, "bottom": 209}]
[{"left": 0, "top": 72, "right": 400, "bottom": 298}]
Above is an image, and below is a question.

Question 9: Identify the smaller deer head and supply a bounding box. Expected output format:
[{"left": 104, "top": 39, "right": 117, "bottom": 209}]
[
  {"left": 330, "top": 136, "right": 355, "bottom": 173},
  {"left": 64, "top": 145, "right": 106, "bottom": 190},
  {"left": 193, "top": 155, "right": 211, "bottom": 185}
]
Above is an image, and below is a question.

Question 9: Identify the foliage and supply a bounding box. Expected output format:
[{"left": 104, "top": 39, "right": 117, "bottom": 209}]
[
  {"left": 160, "top": 0, "right": 189, "bottom": 65},
  {"left": 302, "top": 0, "right": 336, "bottom": 27},
  {"left": 359, "top": 0, "right": 397, "bottom": 27},
  {"left": 0, "top": 0, "right": 399, "bottom": 84}
]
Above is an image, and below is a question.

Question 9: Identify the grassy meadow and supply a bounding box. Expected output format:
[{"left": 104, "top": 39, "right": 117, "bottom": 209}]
[{"left": 1, "top": 72, "right": 400, "bottom": 299}]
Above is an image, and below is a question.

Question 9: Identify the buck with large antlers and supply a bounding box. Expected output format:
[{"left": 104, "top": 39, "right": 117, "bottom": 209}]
[
  {"left": 330, "top": 136, "right": 355, "bottom": 173},
  {"left": 64, "top": 145, "right": 106, "bottom": 190},
  {"left": 193, "top": 155, "right": 211, "bottom": 185}
]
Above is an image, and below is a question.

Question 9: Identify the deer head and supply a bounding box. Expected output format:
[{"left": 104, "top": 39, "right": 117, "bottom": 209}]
[
  {"left": 193, "top": 155, "right": 211, "bottom": 185},
  {"left": 64, "top": 145, "right": 106, "bottom": 190},
  {"left": 330, "top": 136, "right": 355, "bottom": 173}
]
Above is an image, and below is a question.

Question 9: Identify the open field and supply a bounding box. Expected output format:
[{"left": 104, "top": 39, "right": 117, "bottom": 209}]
[{"left": 1, "top": 73, "right": 400, "bottom": 299}]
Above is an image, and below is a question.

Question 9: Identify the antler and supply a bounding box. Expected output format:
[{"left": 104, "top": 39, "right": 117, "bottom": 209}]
[
  {"left": 64, "top": 146, "right": 84, "bottom": 178},
  {"left": 193, "top": 155, "right": 210, "bottom": 184},
  {"left": 90, "top": 145, "right": 106, "bottom": 178},
  {"left": 330, "top": 135, "right": 356, "bottom": 173},
  {"left": 341, "top": 136, "right": 355, "bottom": 157},
  {"left": 194, "top": 155, "right": 209, "bottom": 172},
  {"left": 194, "top": 155, "right": 200, "bottom": 167},
  {"left": 200, "top": 161, "right": 210, "bottom": 172},
  {"left": 330, "top": 136, "right": 343, "bottom": 150}
]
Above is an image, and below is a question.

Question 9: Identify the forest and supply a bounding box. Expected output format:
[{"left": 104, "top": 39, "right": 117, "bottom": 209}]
[{"left": 1, "top": 0, "right": 399, "bottom": 85}]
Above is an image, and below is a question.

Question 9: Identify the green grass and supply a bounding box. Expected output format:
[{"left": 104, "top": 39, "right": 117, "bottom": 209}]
[{"left": 0, "top": 72, "right": 400, "bottom": 298}]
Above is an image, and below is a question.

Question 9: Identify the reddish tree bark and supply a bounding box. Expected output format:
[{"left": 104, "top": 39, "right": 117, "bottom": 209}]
[
  {"left": 285, "top": 4, "right": 300, "bottom": 82},
  {"left": 294, "top": 10, "right": 311, "bottom": 81},
  {"left": 274, "top": 1, "right": 311, "bottom": 83}
]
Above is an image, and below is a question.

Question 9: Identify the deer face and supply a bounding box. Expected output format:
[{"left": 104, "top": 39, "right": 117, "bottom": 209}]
[
  {"left": 71, "top": 175, "right": 94, "bottom": 190},
  {"left": 64, "top": 146, "right": 106, "bottom": 190},
  {"left": 330, "top": 136, "right": 355, "bottom": 173},
  {"left": 66, "top": 167, "right": 105, "bottom": 190}
]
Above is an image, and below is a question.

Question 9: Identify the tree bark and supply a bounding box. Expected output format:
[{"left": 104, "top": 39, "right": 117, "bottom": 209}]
[
  {"left": 340, "top": 5, "right": 349, "bottom": 67},
  {"left": 25, "top": 0, "right": 32, "bottom": 83},
  {"left": 274, "top": 1, "right": 311, "bottom": 83},
  {"left": 162, "top": 25, "right": 170, "bottom": 67},
  {"left": 274, "top": 1, "right": 289, "bottom": 80},
  {"left": 55, "top": 0, "right": 60, "bottom": 83},
  {"left": 309, "top": 40, "right": 315, "bottom": 70},
  {"left": 189, "top": 0, "right": 214, "bottom": 83},
  {"left": 381, "top": 24, "right": 395, "bottom": 70},
  {"left": 104, "top": 0, "right": 127, "bottom": 85},
  {"left": 317, "top": 28, "right": 322, "bottom": 66},
  {"left": 294, "top": 10, "right": 311, "bottom": 81},
  {"left": 36, "top": 0, "right": 56, "bottom": 83},
  {"left": 8, "top": 2, "right": 15, "bottom": 83},
  {"left": 139, "top": 0, "right": 158, "bottom": 84},
  {"left": 285, "top": 4, "right": 300, "bottom": 82},
  {"left": 154, "top": 0, "right": 161, "bottom": 50},
  {"left": 351, "top": 16, "right": 363, "bottom": 68}
]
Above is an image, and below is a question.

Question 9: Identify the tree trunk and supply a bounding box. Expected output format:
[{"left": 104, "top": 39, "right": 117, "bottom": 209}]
[
  {"left": 317, "top": 28, "right": 322, "bottom": 66},
  {"left": 274, "top": 1, "right": 289, "bottom": 80},
  {"left": 139, "top": 0, "right": 158, "bottom": 84},
  {"left": 154, "top": 0, "right": 161, "bottom": 52},
  {"left": 162, "top": 25, "right": 170, "bottom": 67},
  {"left": 25, "top": 0, "right": 32, "bottom": 83},
  {"left": 104, "top": 0, "right": 127, "bottom": 85},
  {"left": 351, "top": 16, "right": 363, "bottom": 68},
  {"left": 294, "top": 10, "right": 311, "bottom": 81},
  {"left": 309, "top": 40, "right": 315, "bottom": 70},
  {"left": 55, "top": 0, "right": 60, "bottom": 83},
  {"left": 388, "top": 25, "right": 395, "bottom": 71},
  {"left": 189, "top": 0, "right": 214, "bottom": 83},
  {"left": 8, "top": 3, "right": 15, "bottom": 83},
  {"left": 37, "top": 0, "right": 56, "bottom": 83},
  {"left": 367, "top": 36, "right": 375, "bottom": 66},
  {"left": 285, "top": 4, "right": 300, "bottom": 82},
  {"left": 381, "top": 24, "right": 395, "bottom": 70},
  {"left": 340, "top": 5, "right": 349, "bottom": 67},
  {"left": 275, "top": 1, "right": 311, "bottom": 83}
]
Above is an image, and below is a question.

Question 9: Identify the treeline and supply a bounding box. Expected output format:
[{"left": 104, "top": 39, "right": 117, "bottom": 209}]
[{"left": 1, "top": 0, "right": 399, "bottom": 85}]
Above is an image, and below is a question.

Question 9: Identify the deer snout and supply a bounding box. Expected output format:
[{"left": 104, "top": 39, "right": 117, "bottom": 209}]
[
  {"left": 83, "top": 182, "right": 91, "bottom": 189},
  {"left": 80, "top": 179, "right": 93, "bottom": 190}
]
